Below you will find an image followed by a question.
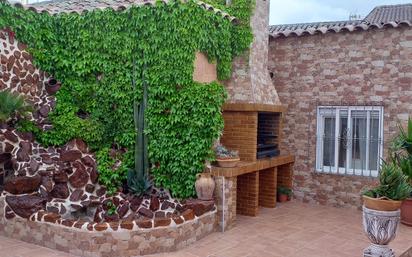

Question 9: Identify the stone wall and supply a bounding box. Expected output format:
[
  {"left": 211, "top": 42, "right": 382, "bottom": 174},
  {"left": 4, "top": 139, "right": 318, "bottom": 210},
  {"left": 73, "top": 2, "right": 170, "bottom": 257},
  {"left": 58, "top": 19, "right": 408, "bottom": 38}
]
[
  {"left": 0, "top": 196, "right": 216, "bottom": 256},
  {"left": 214, "top": 176, "right": 236, "bottom": 231},
  {"left": 0, "top": 29, "right": 54, "bottom": 130},
  {"left": 224, "top": 0, "right": 280, "bottom": 104},
  {"left": 268, "top": 27, "right": 412, "bottom": 208},
  {"left": 0, "top": 28, "right": 219, "bottom": 255}
]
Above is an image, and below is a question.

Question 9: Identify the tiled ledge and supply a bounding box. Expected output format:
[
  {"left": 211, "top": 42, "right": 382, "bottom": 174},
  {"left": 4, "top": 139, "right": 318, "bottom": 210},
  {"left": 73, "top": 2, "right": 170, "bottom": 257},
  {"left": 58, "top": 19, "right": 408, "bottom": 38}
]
[
  {"left": 211, "top": 154, "right": 295, "bottom": 177},
  {"left": 223, "top": 103, "right": 287, "bottom": 113}
]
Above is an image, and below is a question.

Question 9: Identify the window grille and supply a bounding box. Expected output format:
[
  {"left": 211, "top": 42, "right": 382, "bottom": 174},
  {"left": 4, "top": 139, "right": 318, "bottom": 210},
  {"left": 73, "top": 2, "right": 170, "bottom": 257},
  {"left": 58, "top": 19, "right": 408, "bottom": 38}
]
[{"left": 315, "top": 106, "right": 384, "bottom": 177}]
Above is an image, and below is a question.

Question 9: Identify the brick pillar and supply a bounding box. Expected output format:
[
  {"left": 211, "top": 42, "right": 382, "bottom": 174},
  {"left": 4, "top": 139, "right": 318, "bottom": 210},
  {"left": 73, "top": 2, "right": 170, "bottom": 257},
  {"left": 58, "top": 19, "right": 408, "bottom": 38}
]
[
  {"left": 277, "top": 163, "right": 293, "bottom": 188},
  {"left": 259, "top": 167, "right": 277, "bottom": 208},
  {"left": 214, "top": 176, "right": 237, "bottom": 231},
  {"left": 236, "top": 171, "right": 259, "bottom": 216}
]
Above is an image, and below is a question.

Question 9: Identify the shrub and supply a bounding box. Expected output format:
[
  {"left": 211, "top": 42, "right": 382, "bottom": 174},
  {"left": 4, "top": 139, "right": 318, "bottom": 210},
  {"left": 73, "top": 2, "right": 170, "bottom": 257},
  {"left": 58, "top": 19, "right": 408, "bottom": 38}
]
[{"left": 0, "top": 90, "right": 32, "bottom": 123}]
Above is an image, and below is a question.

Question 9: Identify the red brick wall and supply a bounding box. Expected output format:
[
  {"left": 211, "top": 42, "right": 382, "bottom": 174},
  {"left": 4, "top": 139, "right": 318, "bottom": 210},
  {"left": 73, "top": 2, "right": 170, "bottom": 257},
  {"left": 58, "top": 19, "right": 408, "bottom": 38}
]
[
  {"left": 268, "top": 27, "right": 412, "bottom": 208},
  {"left": 221, "top": 112, "right": 257, "bottom": 161},
  {"left": 237, "top": 171, "right": 259, "bottom": 216},
  {"left": 259, "top": 167, "right": 277, "bottom": 208}
]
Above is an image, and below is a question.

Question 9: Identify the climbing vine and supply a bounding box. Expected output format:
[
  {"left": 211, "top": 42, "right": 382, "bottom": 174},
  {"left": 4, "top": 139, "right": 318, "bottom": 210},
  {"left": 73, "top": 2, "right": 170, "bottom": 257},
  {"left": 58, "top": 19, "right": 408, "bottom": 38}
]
[{"left": 0, "top": 0, "right": 253, "bottom": 198}]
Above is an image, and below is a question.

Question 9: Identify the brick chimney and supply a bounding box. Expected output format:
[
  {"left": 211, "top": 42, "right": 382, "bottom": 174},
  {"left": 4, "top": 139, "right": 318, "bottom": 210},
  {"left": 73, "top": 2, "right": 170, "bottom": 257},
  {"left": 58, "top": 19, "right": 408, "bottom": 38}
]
[{"left": 225, "top": 0, "right": 280, "bottom": 105}]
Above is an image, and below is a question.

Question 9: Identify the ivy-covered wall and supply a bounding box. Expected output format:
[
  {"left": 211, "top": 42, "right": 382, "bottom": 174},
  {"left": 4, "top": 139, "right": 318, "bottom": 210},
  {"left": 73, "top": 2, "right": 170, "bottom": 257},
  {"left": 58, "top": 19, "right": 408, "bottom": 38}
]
[{"left": 0, "top": 0, "right": 253, "bottom": 198}]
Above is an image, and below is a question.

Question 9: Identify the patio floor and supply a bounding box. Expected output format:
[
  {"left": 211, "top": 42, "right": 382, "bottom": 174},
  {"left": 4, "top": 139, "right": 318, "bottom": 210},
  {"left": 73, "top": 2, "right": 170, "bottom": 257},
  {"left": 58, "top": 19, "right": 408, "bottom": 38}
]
[{"left": 1, "top": 201, "right": 412, "bottom": 257}]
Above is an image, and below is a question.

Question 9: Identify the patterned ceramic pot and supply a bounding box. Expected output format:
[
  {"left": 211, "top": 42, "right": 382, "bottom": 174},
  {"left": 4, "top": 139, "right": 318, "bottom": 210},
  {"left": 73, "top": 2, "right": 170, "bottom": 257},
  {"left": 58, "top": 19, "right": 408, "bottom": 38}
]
[{"left": 363, "top": 205, "right": 400, "bottom": 257}]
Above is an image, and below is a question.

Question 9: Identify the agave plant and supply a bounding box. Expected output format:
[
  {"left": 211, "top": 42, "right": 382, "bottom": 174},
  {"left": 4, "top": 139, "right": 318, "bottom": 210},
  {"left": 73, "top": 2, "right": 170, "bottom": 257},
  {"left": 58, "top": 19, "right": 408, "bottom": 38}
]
[
  {"left": 0, "top": 90, "right": 32, "bottom": 123},
  {"left": 390, "top": 118, "right": 412, "bottom": 193},
  {"left": 364, "top": 162, "right": 412, "bottom": 201}
]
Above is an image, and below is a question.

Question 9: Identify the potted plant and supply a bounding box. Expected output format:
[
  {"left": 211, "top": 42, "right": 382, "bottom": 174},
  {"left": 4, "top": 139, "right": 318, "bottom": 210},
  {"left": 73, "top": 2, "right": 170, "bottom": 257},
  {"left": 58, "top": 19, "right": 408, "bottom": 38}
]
[
  {"left": 391, "top": 118, "right": 412, "bottom": 226},
  {"left": 214, "top": 144, "right": 240, "bottom": 168},
  {"left": 277, "top": 186, "right": 292, "bottom": 202},
  {"left": 362, "top": 162, "right": 412, "bottom": 257}
]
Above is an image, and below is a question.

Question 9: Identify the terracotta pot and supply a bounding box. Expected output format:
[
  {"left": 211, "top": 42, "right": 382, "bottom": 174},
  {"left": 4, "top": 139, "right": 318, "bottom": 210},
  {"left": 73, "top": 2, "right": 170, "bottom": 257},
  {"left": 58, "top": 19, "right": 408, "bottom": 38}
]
[
  {"left": 278, "top": 194, "right": 288, "bottom": 203},
  {"left": 45, "top": 78, "right": 61, "bottom": 95},
  {"left": 195, "top": 173, "right": 215, "bottom": 200},
  {"left": 362, "top": 195, "right": 402, "bottom": 211},
  {"left": 216, "top": 158, "right": 240, "bottom": 168},
  {"left": 401, "top": 198, "right": 412, "bottom": 226}
]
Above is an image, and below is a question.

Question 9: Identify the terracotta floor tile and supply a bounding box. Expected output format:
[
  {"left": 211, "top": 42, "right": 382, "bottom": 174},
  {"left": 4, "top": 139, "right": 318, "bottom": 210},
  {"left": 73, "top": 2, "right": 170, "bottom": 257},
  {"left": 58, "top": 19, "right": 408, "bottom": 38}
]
[{"left": 1, "top": 202, "right": 411, "bottom": 257}]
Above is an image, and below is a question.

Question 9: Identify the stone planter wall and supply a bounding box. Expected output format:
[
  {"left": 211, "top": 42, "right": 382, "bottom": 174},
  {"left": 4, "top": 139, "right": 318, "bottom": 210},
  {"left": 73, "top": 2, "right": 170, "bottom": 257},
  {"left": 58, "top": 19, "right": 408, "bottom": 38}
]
[{"left": 0, "top": 196, "right": 217, "bottom": 256}]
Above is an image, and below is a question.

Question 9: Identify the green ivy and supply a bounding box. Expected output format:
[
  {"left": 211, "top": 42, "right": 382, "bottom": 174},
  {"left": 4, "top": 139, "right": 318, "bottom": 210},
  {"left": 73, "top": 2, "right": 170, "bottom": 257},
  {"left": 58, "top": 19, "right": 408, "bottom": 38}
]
[{"left": 0, "top": 0, "right": 253, "bottom": 198}]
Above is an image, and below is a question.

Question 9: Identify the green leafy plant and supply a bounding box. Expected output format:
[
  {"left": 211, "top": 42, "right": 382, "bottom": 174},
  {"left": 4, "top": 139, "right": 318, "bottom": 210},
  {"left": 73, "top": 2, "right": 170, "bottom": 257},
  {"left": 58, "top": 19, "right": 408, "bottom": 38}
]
[
  {"left": 0, "top": 90, "right": 32, "bottom": 123},
  {"left": 0, "top": 0, "right": 251, "bottom": 198},
  {"left": 106, "top": 200, "right": 117, "bottom": 216},
  {"left": 363, "top": 162, "right": 412, "bottom": 201},
  {"left": 16, "top": 119, "right": 41, "bottom": 134},
  {"left": 277, "top": 186, "right": 292, "bottom": 197},
  {"left": 215, "top": 143, "right": 239, "bottom": 159},
  {"left": 96, "top": 147, "right": 131, "bottom": 195}
]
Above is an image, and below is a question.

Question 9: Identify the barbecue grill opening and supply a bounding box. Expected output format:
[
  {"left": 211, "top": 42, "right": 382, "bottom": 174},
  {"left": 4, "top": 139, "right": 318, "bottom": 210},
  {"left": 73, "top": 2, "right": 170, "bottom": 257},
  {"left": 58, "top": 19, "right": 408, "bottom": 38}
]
[{"left": 257, "top": 112, "right": 281, "bottom": 159}]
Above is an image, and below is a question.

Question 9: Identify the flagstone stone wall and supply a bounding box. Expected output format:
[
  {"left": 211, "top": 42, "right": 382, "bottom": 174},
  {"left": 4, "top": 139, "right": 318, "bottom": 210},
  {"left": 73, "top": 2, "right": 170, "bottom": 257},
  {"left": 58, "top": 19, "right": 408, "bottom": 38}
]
[
  {"left": 268, "top": 27, "right": 412, "bottom": 208},
  {"left": 0, "top": 196, "right": 216, "bottom": 256}
]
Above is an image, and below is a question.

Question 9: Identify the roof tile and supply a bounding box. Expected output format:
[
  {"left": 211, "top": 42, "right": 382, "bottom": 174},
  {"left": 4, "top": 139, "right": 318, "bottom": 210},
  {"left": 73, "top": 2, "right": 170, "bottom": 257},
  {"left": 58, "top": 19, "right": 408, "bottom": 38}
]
[
  {"left": 6, "top": 0, "right": 236, "bottom": 22},
  {"left": 269, "top": 3, "right": 412, "bottom": 38}
]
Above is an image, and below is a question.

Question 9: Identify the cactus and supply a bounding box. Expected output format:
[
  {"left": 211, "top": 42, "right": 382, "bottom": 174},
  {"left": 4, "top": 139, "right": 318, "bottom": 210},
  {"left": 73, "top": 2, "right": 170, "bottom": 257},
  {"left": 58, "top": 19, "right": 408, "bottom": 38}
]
[{"left": 127, "top": 59, "right": 152, "bottom": 196}]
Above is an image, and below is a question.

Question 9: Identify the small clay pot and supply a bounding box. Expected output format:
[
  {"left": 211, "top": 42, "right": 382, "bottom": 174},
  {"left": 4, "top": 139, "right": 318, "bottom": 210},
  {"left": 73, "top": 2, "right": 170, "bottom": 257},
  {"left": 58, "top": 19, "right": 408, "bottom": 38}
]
[
  {"left": 216, "top": 158, "right": 240, "bottom": 168},
  {"left": 45, "top": 78, "right": 61, "bottom": 95},
  {"left": 362, "top": 195, "right": 402, "bottom": 211},
  {"left": 278, "top": 194, "right": 288, "bottom": 203},
  {"left": 401, "top": 198, "right": 412, "bottom": 226}
]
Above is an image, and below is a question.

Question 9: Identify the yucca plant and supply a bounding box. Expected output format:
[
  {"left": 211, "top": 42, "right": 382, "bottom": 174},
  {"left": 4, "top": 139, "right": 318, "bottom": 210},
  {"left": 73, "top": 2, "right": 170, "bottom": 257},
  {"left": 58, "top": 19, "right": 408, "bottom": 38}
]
[{"left": 0, "top": 90, "right": 32, "bottom": 124}]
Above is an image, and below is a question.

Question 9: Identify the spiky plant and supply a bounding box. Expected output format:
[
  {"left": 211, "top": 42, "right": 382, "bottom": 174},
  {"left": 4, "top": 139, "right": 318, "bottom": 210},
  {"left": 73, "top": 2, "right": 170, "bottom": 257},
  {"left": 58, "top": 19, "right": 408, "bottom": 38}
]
[
  {"left": 0, "top": 90, "right": 32, "bottom": 123},
  {"left": 127, "top": 59, "right": 152, "bottom": 196},
  {"left": 390, "top": 118, "right": 412, "bottom": 197},
  {"left": 364, "top": 162, "right": 412, "bottom": 201}
]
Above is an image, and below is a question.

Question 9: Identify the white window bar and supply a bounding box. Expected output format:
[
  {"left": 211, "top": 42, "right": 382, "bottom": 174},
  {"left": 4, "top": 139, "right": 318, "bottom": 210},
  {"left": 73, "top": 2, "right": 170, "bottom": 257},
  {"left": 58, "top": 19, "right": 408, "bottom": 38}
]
[{"left": 316, "top": 106, "right": 384, "bottom": 177}]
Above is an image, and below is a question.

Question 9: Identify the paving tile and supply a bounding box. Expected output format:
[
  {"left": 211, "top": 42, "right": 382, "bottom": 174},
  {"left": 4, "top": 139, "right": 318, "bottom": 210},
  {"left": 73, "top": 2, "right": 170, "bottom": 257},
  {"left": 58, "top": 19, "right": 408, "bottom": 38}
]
[{"left": 1, "top": 202, "right": 411, "bottom": 257}]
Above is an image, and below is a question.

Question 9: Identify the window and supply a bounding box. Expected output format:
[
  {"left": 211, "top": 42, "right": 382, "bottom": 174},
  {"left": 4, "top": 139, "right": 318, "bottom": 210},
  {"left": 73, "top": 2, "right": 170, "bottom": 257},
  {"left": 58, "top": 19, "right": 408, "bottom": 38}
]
[
  {"left": 16, "top": 0, "right": 49, "bottom": 4},
  {"left": 316, "top": 106, "right": 383, "bottom": 177}
]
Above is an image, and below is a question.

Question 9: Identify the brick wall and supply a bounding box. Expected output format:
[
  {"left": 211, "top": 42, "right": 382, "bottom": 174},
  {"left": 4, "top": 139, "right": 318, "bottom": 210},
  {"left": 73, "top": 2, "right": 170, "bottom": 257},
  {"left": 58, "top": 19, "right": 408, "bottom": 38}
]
[
  {"left": 259, "top": 167, "right": 277, "bottom": 208},
  {"left": 268, "top": 27, "right": 412, "bottom": 208},
  {"left": 237, "top": 171, "right": 259, "bottom": 216},
  {"left": 277, "top": 163, "right": 293, "bottom": 189},
  {"left": 221, "top": 111, "right": 257, "bottom": 161}
]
